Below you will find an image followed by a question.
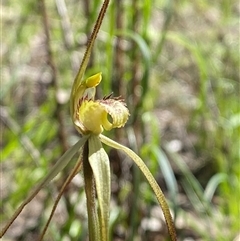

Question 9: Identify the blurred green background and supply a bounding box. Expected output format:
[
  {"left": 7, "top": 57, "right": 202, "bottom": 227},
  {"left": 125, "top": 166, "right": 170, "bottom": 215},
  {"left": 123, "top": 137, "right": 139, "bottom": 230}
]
[{"left": 1, "top": 0, "right": 239, "bottom": 240}]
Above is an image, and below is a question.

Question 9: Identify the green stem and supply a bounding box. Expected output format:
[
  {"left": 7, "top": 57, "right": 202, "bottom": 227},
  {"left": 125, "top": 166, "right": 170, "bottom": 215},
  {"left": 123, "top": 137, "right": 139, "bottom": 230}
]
[{"left": 152, "top": 0, "right": 174, "bottom": 63}]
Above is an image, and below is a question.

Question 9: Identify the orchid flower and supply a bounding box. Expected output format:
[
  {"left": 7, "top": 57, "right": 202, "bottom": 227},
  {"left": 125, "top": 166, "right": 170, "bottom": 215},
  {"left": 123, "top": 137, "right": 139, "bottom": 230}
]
[{"left": 0, "top": 0, "right": 177, "bottom": 240}]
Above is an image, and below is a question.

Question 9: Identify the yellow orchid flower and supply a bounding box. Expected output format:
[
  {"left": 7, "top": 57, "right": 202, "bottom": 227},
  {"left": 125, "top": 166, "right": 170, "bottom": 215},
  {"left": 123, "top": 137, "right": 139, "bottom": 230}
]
[
  {"left": 0, "top": 0, "right": 177, "bottom": 241},
  {"left": 71, "top": 72, "right": 129, "bottom": 135}
]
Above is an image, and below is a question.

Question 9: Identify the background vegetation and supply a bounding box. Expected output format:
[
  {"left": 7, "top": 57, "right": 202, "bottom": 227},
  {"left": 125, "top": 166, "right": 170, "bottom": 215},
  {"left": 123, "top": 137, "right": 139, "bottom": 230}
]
[{"left": 1, "top": 0, "right": 239, "bottom": 240}]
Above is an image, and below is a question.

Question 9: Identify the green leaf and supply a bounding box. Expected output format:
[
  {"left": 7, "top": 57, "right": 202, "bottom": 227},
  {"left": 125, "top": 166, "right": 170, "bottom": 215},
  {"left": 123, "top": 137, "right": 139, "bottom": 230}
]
[
  {"left": 83, "top": 142, "right": 100, "bottom": 241},
  {"left": 115, "top": 30, "right": 151, "bottom": 101},
  {"left": 88, "top": 135, "right": 111, "bottom": 241},
  {"left": 152, "top": 145, "right": 178, "bottom": 204},
  {"left": 0, "top": 136, "right": 88, "bottom": 238},
  {"left": 99, "top": 134, "right": 177, "bottom": 241},
  {"left": 163, "top": 144, "right": 212, "bottom": 215},
  {"left": 34, "top": 136, "right": 88, "bottom": 188},
  {"left": 204, "top": 173, "right": 228, "bottom": 202}
]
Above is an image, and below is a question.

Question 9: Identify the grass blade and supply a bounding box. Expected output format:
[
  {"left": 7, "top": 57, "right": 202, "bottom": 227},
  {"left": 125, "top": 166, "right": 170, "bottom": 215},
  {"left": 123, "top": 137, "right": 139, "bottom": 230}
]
[{"left": 204, "top": 173, "right": 228, "bottom": 202}]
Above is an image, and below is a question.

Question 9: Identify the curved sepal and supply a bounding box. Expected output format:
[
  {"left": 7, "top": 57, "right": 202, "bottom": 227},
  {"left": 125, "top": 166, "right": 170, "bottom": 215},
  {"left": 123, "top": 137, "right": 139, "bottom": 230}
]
[{"left": 99, "top": 134, "right": 177, "bottom": 241}]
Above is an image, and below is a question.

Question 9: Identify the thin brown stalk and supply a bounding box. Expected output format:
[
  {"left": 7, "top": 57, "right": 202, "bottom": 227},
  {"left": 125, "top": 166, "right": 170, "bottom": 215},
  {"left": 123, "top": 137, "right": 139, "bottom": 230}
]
[
  {"left": 38, "top": 155, "right": 83, "bottom": 241},
  {"left": 131, "top": 0, "right": 141, "bottom": 114},
  {"left": 129, "top": 0, "right": 142, "bottom": 147},
  {"left": 83, "top": 0, "right": 90, "bottom": 18},
  {"left": 55, "top": 0, "right": 74, "bottom": 49},
  {"left": 74, "top": 0, "right": 110, "bottom": 83},
  {"left": 114, "top": 0, "right": 125, "bottom": 97},
  {"left": 39, "top": 0, "right": 68, "bottom": 153},
  {"left": 114, "top": 0, "right": 125, "bottom": 141}
]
